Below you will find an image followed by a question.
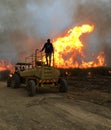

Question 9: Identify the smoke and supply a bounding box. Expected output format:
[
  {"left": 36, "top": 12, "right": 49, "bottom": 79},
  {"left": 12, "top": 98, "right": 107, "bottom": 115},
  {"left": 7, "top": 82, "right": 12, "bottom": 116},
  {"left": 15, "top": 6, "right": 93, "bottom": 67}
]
[
  {"left": 74, "top": 0, "right": 111, "bottom": 65},
  {"left": 0, "top": 0, "right": 111, "bottom": 65},
  {"left": 0, "top": 0, "right": 77, "bottom": 63}
]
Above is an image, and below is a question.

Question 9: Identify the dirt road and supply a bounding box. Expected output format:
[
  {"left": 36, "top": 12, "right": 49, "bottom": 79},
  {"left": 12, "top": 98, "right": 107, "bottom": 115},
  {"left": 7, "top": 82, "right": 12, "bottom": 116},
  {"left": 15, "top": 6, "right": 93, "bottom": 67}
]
[{"left": 0, "top": 81, "right": 111, "bottom": 130}]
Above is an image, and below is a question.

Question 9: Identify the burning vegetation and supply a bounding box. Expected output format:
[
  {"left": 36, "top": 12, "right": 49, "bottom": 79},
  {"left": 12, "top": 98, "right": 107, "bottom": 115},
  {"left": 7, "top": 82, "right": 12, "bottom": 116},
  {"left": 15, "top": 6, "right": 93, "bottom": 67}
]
[
  {"left": 53, "top": 24, "right": 105, "bottom": 68},
  {"left": 0, "top": 23, "right": 107, "bottom": 75},
  {"left": 0, "top": 60, "right": 14, "bottom": 72},
  {"left": 0, "top": 60, "right": 14, "bottom": 80}
]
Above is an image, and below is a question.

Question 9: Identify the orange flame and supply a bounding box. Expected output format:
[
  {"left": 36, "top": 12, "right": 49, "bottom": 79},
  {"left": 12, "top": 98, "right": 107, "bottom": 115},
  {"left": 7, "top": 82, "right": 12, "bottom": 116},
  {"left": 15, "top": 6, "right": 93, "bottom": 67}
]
[
  {"left": 0, "top": 60, "right": 14, "bottom": 72},
  {"left": 0, "top": 24, "right": 105, "bottom": 70},
  {"left": 53, "top": 24, "right": 105, "bottom": 68}
]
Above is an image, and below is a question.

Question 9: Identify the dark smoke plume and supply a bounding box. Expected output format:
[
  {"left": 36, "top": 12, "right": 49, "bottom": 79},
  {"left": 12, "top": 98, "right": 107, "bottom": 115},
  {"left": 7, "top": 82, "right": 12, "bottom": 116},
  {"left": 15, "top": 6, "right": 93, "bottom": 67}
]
[
  {"left": 74, "top": 0, "right": 111, "bottom": 66},
  {"left": 0, "top": 0, "right": 111, "bottom": 66}
]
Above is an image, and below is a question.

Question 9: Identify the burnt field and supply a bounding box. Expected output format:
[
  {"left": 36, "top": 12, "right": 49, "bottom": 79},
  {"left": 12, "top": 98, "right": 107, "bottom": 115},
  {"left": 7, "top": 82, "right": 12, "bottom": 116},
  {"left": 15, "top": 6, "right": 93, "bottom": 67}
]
[
  {"left": 0, "top": 70, "right": 10, "bottom": 81},
  {"left": 61, "top": 67, "right": 111, "bottom": 108},
  {"left": 67, "top": 76, "right": 111, "bottom": 108}
]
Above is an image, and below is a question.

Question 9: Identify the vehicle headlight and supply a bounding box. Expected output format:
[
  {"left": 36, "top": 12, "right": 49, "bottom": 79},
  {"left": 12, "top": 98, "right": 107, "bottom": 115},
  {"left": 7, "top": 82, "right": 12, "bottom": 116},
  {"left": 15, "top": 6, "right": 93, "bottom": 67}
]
[{"left": 9, "top": 74, "right": 13, "bottom": 77}]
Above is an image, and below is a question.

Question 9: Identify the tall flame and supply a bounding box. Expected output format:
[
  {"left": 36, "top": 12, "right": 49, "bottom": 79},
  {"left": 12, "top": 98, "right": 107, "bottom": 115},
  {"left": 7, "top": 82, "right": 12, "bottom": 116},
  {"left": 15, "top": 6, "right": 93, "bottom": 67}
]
[
  {"left": 53, "top": 24, "right": 105, "bottom": 68},
  {"left": 0, "top": 24, "right": 105, "bottom": 70},
  {"left": 0, "top": 60, "right": 14, "bottom": 72}
]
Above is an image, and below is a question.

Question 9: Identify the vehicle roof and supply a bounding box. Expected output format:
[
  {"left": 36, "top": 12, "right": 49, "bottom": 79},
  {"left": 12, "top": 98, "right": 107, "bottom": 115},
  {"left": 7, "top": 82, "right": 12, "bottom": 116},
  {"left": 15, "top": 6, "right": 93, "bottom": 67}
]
[{"left": 16, "top": 62, "right": 32, "bottom": 65}]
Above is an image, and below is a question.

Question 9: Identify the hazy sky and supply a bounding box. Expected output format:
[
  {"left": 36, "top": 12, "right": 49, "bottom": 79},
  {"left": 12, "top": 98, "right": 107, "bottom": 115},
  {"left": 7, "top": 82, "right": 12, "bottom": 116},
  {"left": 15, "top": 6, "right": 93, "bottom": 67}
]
[{"left": 0, "top": 0, "right": 111, "bottom": 65}]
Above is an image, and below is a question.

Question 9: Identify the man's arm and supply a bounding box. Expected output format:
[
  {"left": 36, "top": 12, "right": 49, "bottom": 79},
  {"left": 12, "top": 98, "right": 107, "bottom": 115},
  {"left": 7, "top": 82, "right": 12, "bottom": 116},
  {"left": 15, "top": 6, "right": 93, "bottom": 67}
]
[
  {"left": 51, "top": 43, "right": 54, "bottom": 53},
  {"left": 40, "top": 44, "right": 45, "bottom": 52}
]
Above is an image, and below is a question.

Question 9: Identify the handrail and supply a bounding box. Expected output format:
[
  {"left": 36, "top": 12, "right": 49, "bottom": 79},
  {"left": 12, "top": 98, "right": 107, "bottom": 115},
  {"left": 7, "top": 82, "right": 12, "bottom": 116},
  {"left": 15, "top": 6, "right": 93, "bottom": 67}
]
[
  {"left": 25, "top": 48, "right": 55, "bottom": 67},
  {"left": 35, "top": 49, "right": 39, "bottom": 66}
]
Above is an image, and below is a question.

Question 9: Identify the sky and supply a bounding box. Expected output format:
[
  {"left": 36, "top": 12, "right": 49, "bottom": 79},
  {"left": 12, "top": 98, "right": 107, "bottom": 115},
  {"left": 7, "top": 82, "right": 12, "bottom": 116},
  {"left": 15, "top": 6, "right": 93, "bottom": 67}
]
[{"left": 0, "top": 0, "right": 111, "bottom": 65}]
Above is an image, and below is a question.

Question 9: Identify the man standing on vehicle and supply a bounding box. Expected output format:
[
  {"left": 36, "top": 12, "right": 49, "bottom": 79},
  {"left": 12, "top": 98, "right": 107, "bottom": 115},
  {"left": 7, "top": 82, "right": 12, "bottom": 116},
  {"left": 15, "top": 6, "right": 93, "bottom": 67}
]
[{"left": 40, "top": 39, "right": 54, "bottom": 66}]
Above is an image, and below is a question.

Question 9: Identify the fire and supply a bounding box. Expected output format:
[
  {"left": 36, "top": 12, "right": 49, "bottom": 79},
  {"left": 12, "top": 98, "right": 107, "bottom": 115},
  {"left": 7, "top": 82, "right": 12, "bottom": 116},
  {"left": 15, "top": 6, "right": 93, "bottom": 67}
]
[
  {"left": 0, "top": 60, "right": 14, "bottom": 73},
  {"left": 53, "top": 24, "right": 105, "bottom": 68},
  {"left": 0, "top": 24, "right": 105, "bottom": 70}
]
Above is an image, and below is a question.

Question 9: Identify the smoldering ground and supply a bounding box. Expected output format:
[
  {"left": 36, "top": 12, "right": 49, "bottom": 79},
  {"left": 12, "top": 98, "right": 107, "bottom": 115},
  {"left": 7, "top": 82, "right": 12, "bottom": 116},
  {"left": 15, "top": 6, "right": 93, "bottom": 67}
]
[{"left": 0, "top": 0, "right": 111, "bottom": 66}]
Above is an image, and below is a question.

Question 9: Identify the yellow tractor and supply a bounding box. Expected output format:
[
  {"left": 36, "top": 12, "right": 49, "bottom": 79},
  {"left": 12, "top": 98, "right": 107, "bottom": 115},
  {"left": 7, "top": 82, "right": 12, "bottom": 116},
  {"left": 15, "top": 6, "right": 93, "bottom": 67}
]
[{"left": 7, "top": 49, "right": 68, "bottom": 96}]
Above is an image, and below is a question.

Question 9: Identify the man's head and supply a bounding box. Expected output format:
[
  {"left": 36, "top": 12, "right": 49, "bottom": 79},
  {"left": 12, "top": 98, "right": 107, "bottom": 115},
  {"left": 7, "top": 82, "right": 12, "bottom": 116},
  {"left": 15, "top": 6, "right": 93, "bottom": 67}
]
[{"left": 47, "top": 39, "right": 50, "bottom": 42}]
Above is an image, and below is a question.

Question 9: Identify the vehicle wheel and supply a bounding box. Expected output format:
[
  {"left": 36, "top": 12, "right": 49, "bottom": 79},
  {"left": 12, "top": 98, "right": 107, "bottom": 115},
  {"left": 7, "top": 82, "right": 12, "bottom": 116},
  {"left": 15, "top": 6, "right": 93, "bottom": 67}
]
[
  {"left": 58, "top": 79, "right": 68, "bottom": 92},
  {"left": 28, "top": 80, "right": 36, "bottom": 97},
  {"left": 10, "top": 73, "right": 21, "bottom": 88},
  {"left": 7, "top": 76, "right": 12, "bottom": 87}
]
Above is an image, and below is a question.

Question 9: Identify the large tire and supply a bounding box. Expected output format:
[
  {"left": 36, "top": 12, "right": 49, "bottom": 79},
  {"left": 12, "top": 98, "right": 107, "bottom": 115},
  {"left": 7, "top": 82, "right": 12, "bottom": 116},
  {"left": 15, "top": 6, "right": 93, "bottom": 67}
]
[
  {"left": 10, "top": 73, "right": 21, "bottom": 88},
  {"left": 7, "top": 76, "right": 12, "bottom": 87},
  {"left": 59, "top": 79, "right": 68, "bottom": 92},
  {"left": 28, "top": 80, "right": 36, "bottom": 97}
]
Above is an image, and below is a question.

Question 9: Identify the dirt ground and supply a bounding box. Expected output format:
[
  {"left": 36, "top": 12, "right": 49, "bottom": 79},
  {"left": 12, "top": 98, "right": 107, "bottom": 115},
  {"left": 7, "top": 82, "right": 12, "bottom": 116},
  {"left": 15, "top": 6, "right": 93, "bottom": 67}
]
[{"left": 0, "top": 76, "right": 111, "bottom": 130}]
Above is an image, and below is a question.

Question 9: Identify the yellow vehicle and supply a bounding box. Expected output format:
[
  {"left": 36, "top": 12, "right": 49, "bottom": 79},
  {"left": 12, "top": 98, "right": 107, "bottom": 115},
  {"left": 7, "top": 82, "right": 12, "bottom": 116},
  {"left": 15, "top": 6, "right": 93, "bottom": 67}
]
[{"left": 7, "top": 49, "right": 68, "bottom": 96}]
